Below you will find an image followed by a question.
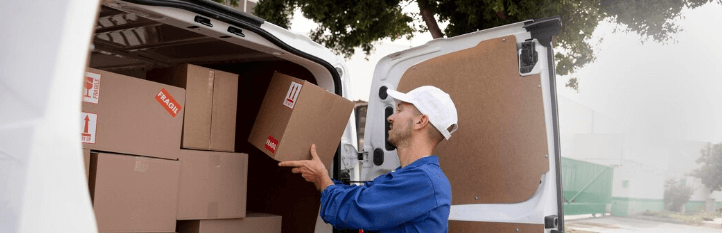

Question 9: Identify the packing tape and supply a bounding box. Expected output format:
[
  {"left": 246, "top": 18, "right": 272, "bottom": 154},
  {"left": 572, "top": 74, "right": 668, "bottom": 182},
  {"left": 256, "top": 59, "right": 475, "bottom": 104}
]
[
  {"left": 209, "top": 154, "right": 221, "bottom": 168},
  {"left": 207, "top": 201, "right": 219, "bottom": 219}
]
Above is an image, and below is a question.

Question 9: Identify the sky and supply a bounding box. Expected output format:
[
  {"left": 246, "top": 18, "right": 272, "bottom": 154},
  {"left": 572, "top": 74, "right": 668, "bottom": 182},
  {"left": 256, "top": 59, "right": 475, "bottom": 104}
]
[{"left": 287, "top": 4, "right": 722, "bottom": 143}]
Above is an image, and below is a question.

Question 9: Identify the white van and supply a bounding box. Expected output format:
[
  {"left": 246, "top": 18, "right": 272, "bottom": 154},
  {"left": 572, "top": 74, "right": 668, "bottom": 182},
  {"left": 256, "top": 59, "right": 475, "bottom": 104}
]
[{"left": 0, "top": 0, "right": 563, "bottom": 232}]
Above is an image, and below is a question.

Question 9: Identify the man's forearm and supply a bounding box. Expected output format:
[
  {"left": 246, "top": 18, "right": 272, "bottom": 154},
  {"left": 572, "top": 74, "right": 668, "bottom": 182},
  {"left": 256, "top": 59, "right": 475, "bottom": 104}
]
[{"left": 319, "top": 175, "right": 334, "bottom": 192}]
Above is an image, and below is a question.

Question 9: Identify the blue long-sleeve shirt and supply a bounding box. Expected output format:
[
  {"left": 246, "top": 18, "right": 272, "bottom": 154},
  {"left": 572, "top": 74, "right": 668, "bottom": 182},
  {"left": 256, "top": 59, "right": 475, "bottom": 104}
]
[{"left": 320, "top": 155, "right": 451, "bottom": 232}]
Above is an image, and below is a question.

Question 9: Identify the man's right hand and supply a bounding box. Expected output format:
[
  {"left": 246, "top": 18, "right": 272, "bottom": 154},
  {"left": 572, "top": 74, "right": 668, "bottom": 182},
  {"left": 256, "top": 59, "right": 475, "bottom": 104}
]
[{"left": 278, "top": 144, "right": 334, "bottom": 192}]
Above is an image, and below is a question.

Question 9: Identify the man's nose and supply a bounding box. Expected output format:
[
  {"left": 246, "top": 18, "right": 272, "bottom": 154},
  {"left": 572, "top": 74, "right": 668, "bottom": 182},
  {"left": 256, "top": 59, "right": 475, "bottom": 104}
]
[{"left": 387, "top": 114, "right": 394, "bottom": 123}]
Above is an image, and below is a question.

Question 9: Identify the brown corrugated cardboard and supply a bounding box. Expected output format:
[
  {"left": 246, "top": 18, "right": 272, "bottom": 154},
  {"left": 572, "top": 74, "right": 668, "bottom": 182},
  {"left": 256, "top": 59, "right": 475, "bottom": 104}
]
[
  {"left": 89, "top": 152, "right": 181, "bottom": 233},
  {"left": 82, "top": 68, "right": 185, "bottom": 160},
  {"left": 248, "top": 72, "right": 354, "bottom": 167},
  {"left": 147, "top": 64, "right": 238, "bottom": 152},
  {"left": 82, "top": 149, "right": 90, "bottom": 180},
  {"left": 176, "top": 213, "right": 282, "bottom": 233},
  {"left": 176, "top": 150, "right": 248, "bottom": 220},
  {"left": 395, "top": 35, "right": 549, "bottom": 204}
]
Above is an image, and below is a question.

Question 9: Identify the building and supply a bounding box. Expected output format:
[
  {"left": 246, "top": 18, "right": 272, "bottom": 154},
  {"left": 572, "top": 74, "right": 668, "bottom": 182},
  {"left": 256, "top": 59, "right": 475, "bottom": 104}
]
[{"left": 559, "top": 96, "right": 722, "bottom": 216}]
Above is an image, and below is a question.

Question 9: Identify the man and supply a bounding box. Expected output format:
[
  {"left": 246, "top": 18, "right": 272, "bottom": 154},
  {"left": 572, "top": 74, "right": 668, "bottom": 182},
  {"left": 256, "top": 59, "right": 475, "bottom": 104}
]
[{"left": 279, "top": 86, "right": 458, "bottom": 232}]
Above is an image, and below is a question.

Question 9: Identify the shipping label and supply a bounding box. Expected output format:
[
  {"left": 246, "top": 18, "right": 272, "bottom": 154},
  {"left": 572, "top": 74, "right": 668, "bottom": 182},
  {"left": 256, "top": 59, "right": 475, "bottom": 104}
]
[
  {"left": 81, "top": 112, "right": 97, "bottom": 144},
  {"left": 265, "top": 135, "right": 278, "bottom": 154},
  {"left": 83, "top": 72, "right": 101, "bottom": 104},
  {"left": 283, "top": 81, "right": 302, "bottom": 109},
  {"left": 155, "top": 88, "right": 181, "bottom": 117}
]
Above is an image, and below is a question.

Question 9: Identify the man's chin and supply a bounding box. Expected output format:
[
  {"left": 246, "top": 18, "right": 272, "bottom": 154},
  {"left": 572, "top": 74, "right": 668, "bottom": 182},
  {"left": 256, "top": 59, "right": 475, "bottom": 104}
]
[{"left": 388, "top": 138, "right": 397, "bottom": 147}]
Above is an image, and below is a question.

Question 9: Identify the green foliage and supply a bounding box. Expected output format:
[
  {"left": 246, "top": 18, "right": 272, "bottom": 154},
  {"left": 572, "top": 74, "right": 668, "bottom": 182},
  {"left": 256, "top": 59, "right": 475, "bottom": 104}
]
[
  {"left": 248, "top": 0, "right": 720, "bottom": 80},
  {"left": 254, "top": 0, "right": 419, "bottom": 59},
  {"left": 663, "top": 177, "right": 694, "bottom": 212},
  {"left": 693, "top": 142, "right": 722, "bottom": 192}
]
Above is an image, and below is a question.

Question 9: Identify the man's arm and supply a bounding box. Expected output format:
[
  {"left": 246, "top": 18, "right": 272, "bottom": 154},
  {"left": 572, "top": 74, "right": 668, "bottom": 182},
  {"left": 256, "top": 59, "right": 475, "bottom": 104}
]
[
  {"left": 279, "top": 145, "right": 436, "bottom": 230},
  {"left": 319, "top": 168, "right": 437, "bottom": 231}
]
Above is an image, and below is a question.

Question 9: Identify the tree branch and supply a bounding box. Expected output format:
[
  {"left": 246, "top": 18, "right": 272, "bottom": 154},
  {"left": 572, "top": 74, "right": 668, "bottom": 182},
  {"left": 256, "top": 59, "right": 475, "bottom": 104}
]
[{"left": 418, "top": 1, "right": 443, "bottom": 39}]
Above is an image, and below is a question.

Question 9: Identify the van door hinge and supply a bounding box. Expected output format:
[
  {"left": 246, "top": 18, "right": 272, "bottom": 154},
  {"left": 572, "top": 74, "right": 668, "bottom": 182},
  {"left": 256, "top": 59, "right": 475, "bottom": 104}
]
[{"left": 519, "top": 41, "right": 537, "bottom": 74}]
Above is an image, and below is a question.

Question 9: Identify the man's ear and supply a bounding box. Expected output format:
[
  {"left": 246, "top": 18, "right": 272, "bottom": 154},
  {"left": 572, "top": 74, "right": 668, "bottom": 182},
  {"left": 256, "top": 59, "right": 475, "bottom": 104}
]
[{"left": 415, "top": 114, "right": 430, "bottom": 130}]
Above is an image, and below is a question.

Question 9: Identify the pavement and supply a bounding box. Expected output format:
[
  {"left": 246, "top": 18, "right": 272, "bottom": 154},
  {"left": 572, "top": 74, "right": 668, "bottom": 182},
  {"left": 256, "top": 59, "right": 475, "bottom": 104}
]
[{"left": 565, "top": 215, "right": 722, "bottom": 233}]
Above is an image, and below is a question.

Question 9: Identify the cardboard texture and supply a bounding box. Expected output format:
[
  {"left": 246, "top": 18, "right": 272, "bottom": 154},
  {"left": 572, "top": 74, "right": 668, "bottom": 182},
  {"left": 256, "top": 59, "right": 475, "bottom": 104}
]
[
  {"left": 176, "top": 213, "right": 282, "bottom": 233},
  {"left": 83, "top": 148, "right": 90, "bottom": 180},
  {"left": 147, "top": 64, "right": 238, "bottom": 152},
  {"left": 89, "top": 152, "right": 181, "bottom": 233},
  {"left": 395, "top": 35, "right": 549, "bottom": 204},
  {"left": 82, "top": 68, "right": 185, "bottom": 160},
  {"left": 449, "top": 221, "right": 544, "bottom": 232},
  {"left": 176, "top": 150, "right": 248, "bottom": 220},
  {"left": 248, "top": 72, "right": 354, "bottom": 167}
]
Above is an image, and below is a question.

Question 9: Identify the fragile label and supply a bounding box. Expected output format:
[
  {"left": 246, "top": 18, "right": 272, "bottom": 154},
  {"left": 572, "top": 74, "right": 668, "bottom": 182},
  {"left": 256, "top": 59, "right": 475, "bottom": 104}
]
[
  {"left": 283, "top": 81, "right": 302, "bottom": 109},
  {"left": 82, "top": 72, "right": 101, "bottom": 104},
  {"left": 265, "top": 135, "right": 278, "bottom": 154},
  {"left": 155, "top": 88, "right": 181, "bottom": 117},
  {"left": 81, "top": 112, "right": 97, "bottom": 144}
]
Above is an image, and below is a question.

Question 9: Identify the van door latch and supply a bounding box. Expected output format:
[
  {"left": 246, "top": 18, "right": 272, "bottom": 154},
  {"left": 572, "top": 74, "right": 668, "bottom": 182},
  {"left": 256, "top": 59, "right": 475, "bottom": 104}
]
[{"left": 519, "top": 41, "right": 537, "bottom": 74}]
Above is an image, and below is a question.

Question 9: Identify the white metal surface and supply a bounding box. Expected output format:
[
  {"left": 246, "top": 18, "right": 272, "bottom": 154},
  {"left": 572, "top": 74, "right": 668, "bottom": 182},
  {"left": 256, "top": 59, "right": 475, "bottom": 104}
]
[{"left": 0, "top": 0, "right": 101, "bottom": 232}]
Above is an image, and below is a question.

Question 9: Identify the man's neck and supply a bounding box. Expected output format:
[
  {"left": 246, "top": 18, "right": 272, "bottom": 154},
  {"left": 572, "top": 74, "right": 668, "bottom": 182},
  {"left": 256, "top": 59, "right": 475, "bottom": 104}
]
[{"left": 397, "top": 139, "right": 434, "bottom": 167}]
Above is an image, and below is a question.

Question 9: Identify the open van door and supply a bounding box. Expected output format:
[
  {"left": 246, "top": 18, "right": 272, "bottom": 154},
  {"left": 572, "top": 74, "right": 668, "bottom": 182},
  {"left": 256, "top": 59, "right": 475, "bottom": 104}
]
[{"left": 360, "top": 17, "right": 564, "bottom": 232}]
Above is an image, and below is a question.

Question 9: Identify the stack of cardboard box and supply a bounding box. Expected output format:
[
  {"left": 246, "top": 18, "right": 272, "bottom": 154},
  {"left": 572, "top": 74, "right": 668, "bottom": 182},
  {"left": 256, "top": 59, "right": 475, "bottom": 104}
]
[{"left": 81, "top": 64, "right": 353, "bottom": 233}]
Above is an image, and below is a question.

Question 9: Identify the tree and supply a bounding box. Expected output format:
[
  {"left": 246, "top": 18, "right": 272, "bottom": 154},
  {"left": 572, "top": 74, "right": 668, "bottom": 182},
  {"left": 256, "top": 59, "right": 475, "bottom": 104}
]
[
  {"left": 214, "top": 0, "right": 720, "bottom": 89},
  {"left": 663, "top": 177, "right": 694, "bottom": 212},
  {"left": 693, "top": 142, "right": 722, "bottom": 192}
]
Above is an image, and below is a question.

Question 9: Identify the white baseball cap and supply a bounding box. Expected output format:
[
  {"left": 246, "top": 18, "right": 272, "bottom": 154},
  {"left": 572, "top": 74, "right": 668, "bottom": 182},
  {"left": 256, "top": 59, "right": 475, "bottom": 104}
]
[{"left": 387, "top": 86, "right": 459, "bottom": 140}]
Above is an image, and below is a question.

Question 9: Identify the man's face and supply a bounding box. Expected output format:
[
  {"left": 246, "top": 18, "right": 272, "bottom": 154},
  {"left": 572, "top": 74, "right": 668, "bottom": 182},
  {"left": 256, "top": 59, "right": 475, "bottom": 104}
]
[{"left": 387, "top": 101, "right": 417, "bottom": 147}]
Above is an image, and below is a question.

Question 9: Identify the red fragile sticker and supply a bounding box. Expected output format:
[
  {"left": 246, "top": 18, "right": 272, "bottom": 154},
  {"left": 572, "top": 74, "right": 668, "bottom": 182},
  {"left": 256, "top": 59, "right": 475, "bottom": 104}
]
[
  {"left": 265, "top": 135, "right": 278, "bottom": 154},
  {"left": 155, "top": 88, "right": 182, "bottom": 117}
]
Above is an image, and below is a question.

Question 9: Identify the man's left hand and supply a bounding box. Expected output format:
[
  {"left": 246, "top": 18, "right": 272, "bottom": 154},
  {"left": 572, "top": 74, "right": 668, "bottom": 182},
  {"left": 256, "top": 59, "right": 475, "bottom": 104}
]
[{"left": 278, "top": 144, "right": 334, "bottom": 192}]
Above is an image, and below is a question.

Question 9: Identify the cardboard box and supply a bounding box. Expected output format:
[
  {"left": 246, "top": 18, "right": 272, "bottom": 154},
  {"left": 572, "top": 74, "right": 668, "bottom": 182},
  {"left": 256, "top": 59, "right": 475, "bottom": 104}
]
[
  {"left": 147, "top": 64, "right": 238, "bottom": 152},
  {"left": 248, "top": 72, "right": 354, "bottom": 167},
  {"left": 176, "top": 150, "right": 248, "bottom": 220},
  {"left": 82, "top": 68, "right": 185, "bottom": 160},
  {"left": 88, "top": 152, "right": 181, "bottom": 233},
  {"left": 176, "top": 213, "right": 282, "bottom": 233},
  {"left": 83, "top": 149, "right": 90, "bottom": 180}
]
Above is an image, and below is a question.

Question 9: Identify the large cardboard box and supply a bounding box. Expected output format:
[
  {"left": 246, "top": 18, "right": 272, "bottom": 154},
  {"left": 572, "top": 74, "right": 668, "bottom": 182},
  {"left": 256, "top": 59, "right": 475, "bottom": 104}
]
[
  {"left": 176, "top": 213, "right": 282, "bottom": 233},
  {"left": 177, "top": 150, "right": 248, "bottom": 220},
  {"left": 88, "top": 152, "right": 181, "bottom": 233},
  {"left": 81, "top": 68, "right": 185, "bottom": 160},
  {"left": 248, "top": 72, "right": 354, "bottom": 167},
  {"left": 147, "top": 64, "right": 238, "bottom": 152}
]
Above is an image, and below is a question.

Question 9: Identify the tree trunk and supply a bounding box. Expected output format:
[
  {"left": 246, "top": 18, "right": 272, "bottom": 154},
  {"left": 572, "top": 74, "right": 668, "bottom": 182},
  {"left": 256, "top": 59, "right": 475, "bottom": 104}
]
[{"left": 418, "top": 1, "right": 443, "bottom": 39}]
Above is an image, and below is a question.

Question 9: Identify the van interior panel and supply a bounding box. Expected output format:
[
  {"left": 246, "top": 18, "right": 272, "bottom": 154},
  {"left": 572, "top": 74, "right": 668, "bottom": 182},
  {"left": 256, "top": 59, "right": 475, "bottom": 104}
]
[{"left": 396, "top": 35, "right": 550, "bottom": 204}]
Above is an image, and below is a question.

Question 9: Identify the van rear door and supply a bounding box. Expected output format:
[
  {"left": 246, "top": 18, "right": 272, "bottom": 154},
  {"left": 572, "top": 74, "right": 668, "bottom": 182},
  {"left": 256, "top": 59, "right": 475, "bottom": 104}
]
[{"left": 361, "top": 17, "right": 564, "bottom": 232}]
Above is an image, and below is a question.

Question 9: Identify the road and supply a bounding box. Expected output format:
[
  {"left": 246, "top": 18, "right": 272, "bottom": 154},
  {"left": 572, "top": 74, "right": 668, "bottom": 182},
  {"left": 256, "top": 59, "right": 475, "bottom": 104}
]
[{"left": 566, "top": 216, "right": 722, "bottom": 233}]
